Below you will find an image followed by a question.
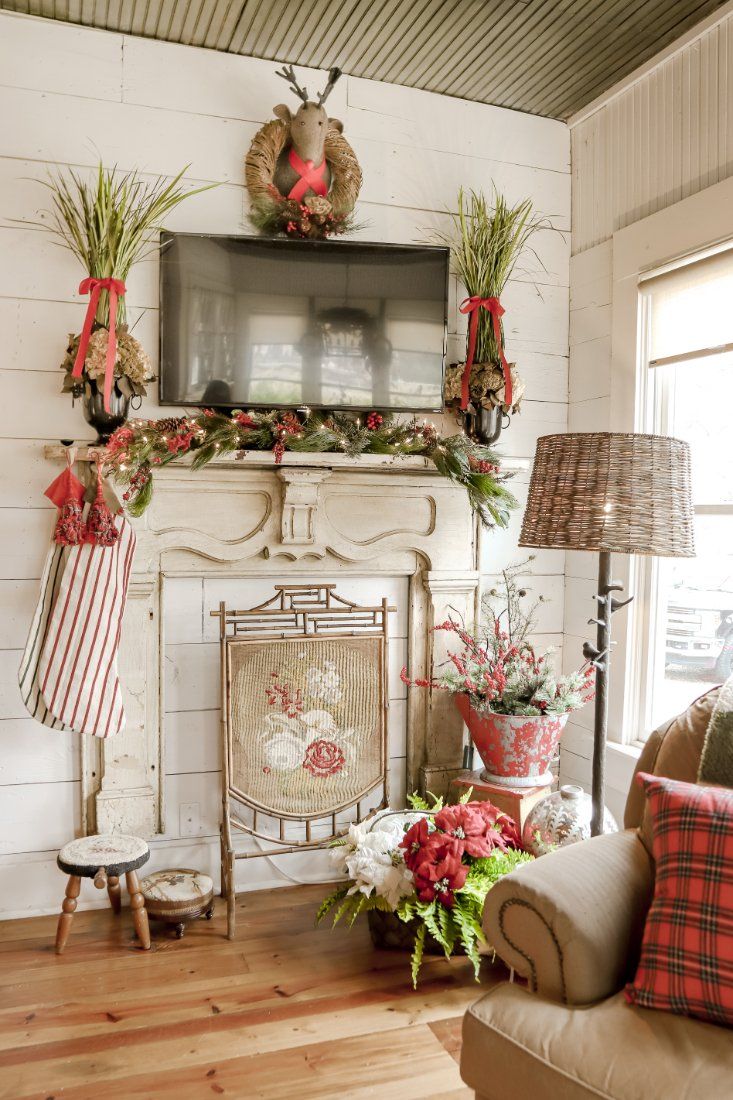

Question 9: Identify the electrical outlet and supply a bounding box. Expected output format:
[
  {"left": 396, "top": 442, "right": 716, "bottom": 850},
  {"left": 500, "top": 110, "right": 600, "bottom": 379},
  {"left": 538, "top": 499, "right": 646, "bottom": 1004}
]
[{"left": 179, "top": 802, "right": 200, "bottom": 837}]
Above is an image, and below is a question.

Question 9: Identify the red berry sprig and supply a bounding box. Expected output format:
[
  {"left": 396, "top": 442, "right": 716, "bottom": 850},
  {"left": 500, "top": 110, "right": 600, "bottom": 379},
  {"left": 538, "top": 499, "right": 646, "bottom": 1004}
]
[
  {"left": 366, "top": 412, "right": 383, "bottom": 431},
  {"left": 469, "top": 455, "right": 500, "bottom": 475},
  {"left": 122, "top": 467, "right": 150, "bottom": 502}
]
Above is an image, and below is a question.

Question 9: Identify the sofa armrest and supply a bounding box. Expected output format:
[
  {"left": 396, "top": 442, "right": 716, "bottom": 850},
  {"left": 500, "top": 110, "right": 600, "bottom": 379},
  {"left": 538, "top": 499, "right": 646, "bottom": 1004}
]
[{"left": 484, "top": 830, "right": 654, "bottom": 1005}]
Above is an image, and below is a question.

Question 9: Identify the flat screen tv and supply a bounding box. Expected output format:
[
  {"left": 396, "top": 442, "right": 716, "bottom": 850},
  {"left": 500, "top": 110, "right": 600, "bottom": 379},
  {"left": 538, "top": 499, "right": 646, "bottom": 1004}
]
[{"left": 159, "top": 233, "right": 448, "bottom": 411}]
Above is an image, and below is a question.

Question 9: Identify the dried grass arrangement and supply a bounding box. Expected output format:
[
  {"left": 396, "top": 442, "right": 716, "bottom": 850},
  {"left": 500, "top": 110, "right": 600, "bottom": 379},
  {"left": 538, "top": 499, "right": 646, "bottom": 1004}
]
[
  {"left": 245, "top": 119, "right": 362, "bottom": 239},
  {"left": 438, "top": 187, "right": 546, "bottom": 414},
  {"left": 30, "top": 163, "right": 212, "bottom": 404}
]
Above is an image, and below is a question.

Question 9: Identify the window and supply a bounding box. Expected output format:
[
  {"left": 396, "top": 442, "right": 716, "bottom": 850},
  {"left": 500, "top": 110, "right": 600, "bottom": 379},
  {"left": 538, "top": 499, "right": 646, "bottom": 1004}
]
[{"left": 637, "top": 249, "right": 733, "bottom": 735}]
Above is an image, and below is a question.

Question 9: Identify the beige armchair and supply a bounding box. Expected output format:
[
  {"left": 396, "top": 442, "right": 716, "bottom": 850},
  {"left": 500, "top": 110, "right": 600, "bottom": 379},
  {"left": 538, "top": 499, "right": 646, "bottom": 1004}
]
[{"left": 460, "top": 688, "right": 733, "bottom": 1100}]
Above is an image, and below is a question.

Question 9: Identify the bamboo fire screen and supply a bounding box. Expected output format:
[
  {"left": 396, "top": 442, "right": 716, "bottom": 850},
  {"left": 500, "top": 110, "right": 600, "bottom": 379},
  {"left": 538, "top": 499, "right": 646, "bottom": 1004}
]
[{"left": 211, "top": 584, "right": 393, "bottom": 938}]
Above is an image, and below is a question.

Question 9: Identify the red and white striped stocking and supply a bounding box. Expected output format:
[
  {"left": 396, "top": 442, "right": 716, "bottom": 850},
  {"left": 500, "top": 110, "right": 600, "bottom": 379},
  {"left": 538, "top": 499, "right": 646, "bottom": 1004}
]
[{"left": 20, "top": 516, "right": 136, "bottom": 738}]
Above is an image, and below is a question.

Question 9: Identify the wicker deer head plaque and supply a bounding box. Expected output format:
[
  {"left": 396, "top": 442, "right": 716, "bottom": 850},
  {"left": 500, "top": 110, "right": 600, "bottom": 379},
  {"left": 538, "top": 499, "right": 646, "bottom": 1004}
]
[{"left": 245, "top": 65, "right": 362, "bottom": 238}]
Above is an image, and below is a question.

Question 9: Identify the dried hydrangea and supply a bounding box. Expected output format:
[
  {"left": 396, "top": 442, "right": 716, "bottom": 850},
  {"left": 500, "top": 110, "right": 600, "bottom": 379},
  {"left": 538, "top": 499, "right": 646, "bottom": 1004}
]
[
  {"left": 85, "top": 326, "right": 152, "bottom": 385},
  {"left": 444, "top": 361, "right": 525, "bottom": 413},
  {"left": 60, "top": 325, "right": 154, "bottom": 397}
]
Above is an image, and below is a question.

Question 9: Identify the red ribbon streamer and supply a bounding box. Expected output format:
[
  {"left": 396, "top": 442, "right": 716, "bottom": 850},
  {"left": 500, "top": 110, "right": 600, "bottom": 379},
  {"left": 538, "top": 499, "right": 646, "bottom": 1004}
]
[
  {"left": 287, "top": 148, "right": 328, "bottom": 201},
  {"left": 71, "top": 277, "right": 126, "bottom": 413},
  {"left": 458, "top": 295, "right": 512, "bottom": 412}
]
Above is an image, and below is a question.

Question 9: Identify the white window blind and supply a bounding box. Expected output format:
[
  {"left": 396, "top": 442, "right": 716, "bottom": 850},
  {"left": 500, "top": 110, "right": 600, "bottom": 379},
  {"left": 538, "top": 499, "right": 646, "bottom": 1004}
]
[{"left": 640, "top": 247, "right": 733, "bottom": 366}]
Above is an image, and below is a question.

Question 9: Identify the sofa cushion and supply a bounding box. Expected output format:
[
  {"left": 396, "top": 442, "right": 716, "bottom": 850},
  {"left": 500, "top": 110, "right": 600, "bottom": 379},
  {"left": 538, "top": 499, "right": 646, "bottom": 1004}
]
[
  {"left": 461, "top": 983, "right": 733, "bottom": 1100},
  {"left": 624, "top": 687, "right": 720, "bottom": 848},
  {"left": 625, "top": 773, "right": 733, "bottom": 1028}
]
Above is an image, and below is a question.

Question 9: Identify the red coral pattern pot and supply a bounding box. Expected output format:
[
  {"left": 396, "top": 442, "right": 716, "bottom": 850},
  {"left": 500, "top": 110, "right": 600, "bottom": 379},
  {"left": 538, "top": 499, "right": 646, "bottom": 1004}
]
[{"left": 454, "top": 694, "right": 568, "bottom": 787}]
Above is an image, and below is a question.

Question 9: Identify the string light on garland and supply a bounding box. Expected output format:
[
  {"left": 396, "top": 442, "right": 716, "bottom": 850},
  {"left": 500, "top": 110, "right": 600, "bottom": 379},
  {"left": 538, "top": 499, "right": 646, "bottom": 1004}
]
[{"left": 102, "top": 408, "right": 517, "bottom": 528}]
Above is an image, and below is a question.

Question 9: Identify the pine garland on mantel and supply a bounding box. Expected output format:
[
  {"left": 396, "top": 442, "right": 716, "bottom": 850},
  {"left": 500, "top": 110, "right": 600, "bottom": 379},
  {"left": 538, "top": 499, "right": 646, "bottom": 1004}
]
[{"left": 103, "top": 408, "right": 517, "bottom": 528}]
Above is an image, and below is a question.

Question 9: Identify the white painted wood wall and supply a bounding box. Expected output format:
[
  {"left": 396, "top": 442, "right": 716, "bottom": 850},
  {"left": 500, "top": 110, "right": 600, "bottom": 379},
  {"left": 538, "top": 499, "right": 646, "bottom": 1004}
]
[
  {"left": 571, "top": 8, "right": 733, "bottom": 255},
  {"left": 0, "top": 11, "right": 570, "bottom": 918},
  {"left": 562, "top": 6, "right": 733, "bottom": 819}
]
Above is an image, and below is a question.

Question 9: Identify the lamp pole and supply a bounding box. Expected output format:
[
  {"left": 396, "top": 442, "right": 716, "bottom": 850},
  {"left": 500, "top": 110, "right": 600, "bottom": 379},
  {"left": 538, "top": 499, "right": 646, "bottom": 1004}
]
[{"left": 583, "top": 551, "right": 633, "bottom": 836}]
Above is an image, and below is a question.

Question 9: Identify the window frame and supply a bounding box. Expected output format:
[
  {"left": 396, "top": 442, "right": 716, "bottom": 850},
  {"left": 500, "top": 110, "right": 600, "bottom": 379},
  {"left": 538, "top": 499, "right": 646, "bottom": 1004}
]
[{"left": 608, "top": 175, "right": 733, "bottom": 750}]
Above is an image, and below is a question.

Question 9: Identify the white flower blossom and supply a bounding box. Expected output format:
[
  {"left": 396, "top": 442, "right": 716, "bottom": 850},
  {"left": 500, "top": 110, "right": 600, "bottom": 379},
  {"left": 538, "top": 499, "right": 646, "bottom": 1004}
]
[
  {"left": 263, "top": 733, "right": 304, "bottom": 770},
  {"left": 307, "top": 661, "right": 342, "bottom": 705},
  {"left": 330, "top": 809, "right": 429, "bottom": 909}
]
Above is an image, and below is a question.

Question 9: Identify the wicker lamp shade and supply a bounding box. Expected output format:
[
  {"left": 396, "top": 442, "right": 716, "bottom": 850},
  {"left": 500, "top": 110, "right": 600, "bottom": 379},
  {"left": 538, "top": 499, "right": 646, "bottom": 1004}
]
[{"left": 519, "top": 432, "right": 695, "bottom": 558}]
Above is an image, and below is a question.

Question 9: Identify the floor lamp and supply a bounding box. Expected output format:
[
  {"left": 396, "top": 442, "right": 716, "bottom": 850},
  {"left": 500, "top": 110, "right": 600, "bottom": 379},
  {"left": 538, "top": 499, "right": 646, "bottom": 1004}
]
[{"left": 519, "top": 432, "right": 695, "bottom": 836}]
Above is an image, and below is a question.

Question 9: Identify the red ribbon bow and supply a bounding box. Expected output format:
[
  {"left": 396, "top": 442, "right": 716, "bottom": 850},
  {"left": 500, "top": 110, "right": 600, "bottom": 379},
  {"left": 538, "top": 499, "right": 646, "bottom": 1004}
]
[
  {"left": 458, "top": 295, "right": 512, "bottom": 412},
  {"left": 287, "top": 148, "right": 328, "bottom": 202},
  {"left": 71, "top": 276, "right": 127, "bottom": 413}
]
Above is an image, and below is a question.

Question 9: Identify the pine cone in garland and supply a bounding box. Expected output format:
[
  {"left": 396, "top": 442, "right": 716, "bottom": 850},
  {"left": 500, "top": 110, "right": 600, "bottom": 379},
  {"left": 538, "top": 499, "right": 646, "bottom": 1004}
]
[{"left": 155, "top": 417, "right": 187, "bottom": 434}]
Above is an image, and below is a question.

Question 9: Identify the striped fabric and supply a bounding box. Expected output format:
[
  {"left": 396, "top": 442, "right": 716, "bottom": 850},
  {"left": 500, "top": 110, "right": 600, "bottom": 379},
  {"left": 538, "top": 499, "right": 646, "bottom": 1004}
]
[
  {"left": 625, "top": 772, "right": 733, "bottom": 1028},
  {"left": 19, "top": 517, "right": 135, "bottom": 739}
]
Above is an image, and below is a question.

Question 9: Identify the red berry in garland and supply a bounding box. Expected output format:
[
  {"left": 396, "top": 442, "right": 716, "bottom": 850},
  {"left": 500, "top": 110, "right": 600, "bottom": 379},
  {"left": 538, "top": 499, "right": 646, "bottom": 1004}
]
[
  {"left": 469, "top": 455, "right": 499, "bottom": 475},
  {"left": 366, "top": 412, "right": 383, "bottom": 431}
]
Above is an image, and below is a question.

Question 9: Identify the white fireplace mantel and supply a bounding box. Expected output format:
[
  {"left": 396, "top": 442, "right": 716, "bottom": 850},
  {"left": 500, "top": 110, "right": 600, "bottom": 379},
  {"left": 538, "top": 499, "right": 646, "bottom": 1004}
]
[{"left": 45, "top": 444, "right": 526, "bottom": 839}]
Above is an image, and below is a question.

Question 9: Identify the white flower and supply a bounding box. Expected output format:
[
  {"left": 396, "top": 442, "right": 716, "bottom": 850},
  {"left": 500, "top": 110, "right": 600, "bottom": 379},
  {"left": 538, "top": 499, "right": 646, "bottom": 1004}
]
[
  {"left": 301, "top": 709, "right": 338, "bottom": 736},
  {"left": 331, "top": 809, "right": 430, "bottom": 909},
  {"left": 262, "top": 732, "right": 304, "bottom": 770},
  {"left": 307, "top": 660, "right": 342, "bottom": 705},
  {"left": 345, "top": 834, "right": 414, "bottom": 909}
]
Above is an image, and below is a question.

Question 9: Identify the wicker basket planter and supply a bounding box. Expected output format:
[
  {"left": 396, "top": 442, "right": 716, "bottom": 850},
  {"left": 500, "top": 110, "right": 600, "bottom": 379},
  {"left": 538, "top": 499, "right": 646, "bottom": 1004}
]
[{"left": 367, "top": 908, "right": 464, "bottom": 955}]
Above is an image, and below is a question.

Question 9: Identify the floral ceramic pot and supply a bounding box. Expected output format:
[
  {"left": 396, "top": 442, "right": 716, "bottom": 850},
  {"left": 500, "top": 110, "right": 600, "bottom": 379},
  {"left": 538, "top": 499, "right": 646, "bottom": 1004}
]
[
  {"left": 522, "top": 784, "right": 618, "bottom": 855},
  {"left": 454, "top": 694, "right": 568, "bottom": 787}
]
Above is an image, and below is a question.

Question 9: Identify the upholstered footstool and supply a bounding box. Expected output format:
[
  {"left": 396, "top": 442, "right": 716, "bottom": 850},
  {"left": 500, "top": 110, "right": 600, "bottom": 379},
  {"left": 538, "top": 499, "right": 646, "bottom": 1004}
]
[
  {"left": 139, "top": 869, "right": 214, "bottom": 938},
  {"left": 55, "top": 834, "right": 151, "bottom": 954}
]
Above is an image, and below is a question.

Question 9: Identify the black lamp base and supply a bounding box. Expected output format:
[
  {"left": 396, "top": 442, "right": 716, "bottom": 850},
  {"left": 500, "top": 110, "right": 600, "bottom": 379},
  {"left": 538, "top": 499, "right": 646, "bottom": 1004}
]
[{"left": 582, "top": 551, "right": 633, "bottom": 837}]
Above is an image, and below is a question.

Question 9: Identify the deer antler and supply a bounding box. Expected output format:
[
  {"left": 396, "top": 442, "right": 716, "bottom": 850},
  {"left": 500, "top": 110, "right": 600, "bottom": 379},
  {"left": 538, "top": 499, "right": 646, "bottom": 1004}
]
[
  {"left": 316, "top": 67, "right": 342, "bottom": 107},
  {"left": 275, "top": 64, "right": 309, "bottom": 104}
]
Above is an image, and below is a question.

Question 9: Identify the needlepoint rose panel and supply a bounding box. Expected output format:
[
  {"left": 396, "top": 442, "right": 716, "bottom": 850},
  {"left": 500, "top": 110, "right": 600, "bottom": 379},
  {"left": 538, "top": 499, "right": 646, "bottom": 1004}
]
[{"left": 227, "top": 636, "right": 385, "bottom": 818}]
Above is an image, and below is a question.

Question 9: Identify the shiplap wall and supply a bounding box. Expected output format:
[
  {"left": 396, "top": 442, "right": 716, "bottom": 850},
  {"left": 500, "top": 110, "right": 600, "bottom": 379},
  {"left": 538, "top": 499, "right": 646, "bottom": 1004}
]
[
  {"left": 561, "top": 8, "right": 733, "bottom": 818},
  {"left": 571, "top": 8, "right": 733, "bottom": 254},
  {"left": 0, "top": 11, "right": 570, "bottom": 918}
]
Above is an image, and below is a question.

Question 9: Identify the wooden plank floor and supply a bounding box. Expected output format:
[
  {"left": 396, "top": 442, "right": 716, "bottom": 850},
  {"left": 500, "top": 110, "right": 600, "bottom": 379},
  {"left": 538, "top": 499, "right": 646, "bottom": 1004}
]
[{"left": 0, "top": 882, "right": 504, "bottom": 1099}]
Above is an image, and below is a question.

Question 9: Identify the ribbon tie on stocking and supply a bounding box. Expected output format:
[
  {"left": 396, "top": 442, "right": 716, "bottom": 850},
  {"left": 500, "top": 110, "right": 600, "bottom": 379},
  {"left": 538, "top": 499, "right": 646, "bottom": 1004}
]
[
  {"left": 287, "top": 148, "right": 328, "bottom": 202},
  {"left": 71, "top": 277, "right": 126, "bottom": 413},
  {"left": 458, "top": 296, "right": 513, "bottom": 412}
]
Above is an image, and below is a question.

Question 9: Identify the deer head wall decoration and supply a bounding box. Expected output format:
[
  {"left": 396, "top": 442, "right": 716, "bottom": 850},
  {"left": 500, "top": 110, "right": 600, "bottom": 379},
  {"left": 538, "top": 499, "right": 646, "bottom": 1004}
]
[
  {"left": 271, "top": 65, "right": 343, "bottom": 201},
  {"left": 244, "top": 63, "right": 361, "bottom": 238}
]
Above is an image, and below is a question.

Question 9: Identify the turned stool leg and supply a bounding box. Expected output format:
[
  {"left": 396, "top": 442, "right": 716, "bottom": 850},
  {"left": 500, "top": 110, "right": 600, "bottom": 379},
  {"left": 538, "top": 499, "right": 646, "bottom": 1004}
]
[
  {"left": 107, "top": 874, "right": 122, "bottom": 914},
  {"left": 126, "top": 869, "right": 151, "bottom": 950},
  {"left": 55, "top": 875, "right": 81, "bottom": 955}
]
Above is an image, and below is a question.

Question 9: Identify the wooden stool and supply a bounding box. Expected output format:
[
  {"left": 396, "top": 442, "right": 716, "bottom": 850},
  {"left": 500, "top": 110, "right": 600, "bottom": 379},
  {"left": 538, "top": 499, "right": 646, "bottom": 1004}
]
[
  {"left": 139, "top": 869, "right": 214, "bottom": 939},
  {"left": 55, "top": 833, "right": 151, "bottom": 954}
]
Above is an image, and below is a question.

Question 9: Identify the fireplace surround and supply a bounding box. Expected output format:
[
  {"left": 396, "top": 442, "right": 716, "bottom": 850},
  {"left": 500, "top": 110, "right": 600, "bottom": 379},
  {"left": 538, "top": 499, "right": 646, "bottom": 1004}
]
[{"left": 46, "top": 445, "right": 522, "bottom": 840}]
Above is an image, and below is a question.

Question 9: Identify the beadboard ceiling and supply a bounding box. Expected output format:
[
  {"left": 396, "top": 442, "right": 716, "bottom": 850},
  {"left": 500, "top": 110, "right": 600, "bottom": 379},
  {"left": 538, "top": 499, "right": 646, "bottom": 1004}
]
[{"left": 1, "top": 0, "right": 728, "bottom": 119}]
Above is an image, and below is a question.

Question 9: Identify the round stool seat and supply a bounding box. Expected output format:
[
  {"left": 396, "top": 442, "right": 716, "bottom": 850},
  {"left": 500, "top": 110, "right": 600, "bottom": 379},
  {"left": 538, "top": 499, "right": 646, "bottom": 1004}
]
[
  {"left": 57, "top": 833, "right": 150, "bottom": 878},
  {"left": 139, "top": 869, "right": 214, "bottom": 937}
]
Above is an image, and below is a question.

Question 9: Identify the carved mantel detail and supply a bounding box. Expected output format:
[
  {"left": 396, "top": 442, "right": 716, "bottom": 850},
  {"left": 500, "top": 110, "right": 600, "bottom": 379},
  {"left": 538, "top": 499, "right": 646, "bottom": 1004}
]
[
  {"left": 44, "top": 447, "right": 521, "bottom": 839},
  {"left": 277, "top": 468, "right": 331, "bottom": 552}
]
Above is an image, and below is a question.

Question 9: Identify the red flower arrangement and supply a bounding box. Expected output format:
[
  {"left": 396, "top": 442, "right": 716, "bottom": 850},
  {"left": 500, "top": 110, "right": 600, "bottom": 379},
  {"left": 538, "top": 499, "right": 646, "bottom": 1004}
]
[
  {"left": 401, "top": 800, "right": 521, "bottom": 906},
  {"left": 318, "top": 791, "right": 533, "bottom": 986}
]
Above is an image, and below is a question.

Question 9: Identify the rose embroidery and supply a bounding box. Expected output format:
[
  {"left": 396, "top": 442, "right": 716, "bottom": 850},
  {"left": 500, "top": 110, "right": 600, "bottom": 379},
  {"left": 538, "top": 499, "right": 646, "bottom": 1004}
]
[{"left": 303, "top": 738, "right": 345, "bottom": 778}]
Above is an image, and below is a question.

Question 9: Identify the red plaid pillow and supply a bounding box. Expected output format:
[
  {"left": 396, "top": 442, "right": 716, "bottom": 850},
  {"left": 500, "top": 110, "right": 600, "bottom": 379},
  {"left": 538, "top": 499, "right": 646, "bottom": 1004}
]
[{"left": 625, "top": 772, "right": 733, "bottom": 1027}]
